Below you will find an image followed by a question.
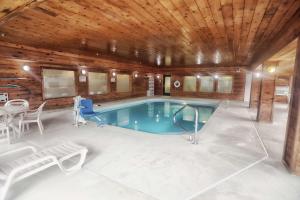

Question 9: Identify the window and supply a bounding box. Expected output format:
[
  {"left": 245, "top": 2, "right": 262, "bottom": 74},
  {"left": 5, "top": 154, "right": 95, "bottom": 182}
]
[
  {"left": 43, "top": 69, "right": 76, "bottom": 99},
  {"left": 183, "top": 76, "right": 196, "bottom": 92},
  {"left": 117, "top": 74, "right": 131, "bottom": 93},
  {"left": 275, "top": 86, "right": 289, "bottom": 96},
  {"left": 217, "top": 76, "right": 233, "bottom": 93},
  {"left": 199, "top": 76, "right": 214, "bottom": 92},
  {"left": 88, "top": 72, "right": 108, "bottom": 95}
]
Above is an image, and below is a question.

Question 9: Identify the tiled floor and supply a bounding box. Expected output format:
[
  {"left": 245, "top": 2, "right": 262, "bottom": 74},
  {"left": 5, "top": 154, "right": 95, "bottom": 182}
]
[{"left": 1, "top": 98, "right": 300, "bottom": 200}]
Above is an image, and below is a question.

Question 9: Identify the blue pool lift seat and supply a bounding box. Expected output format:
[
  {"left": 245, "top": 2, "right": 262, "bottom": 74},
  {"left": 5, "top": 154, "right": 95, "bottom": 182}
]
[
  {"left": 80, "top": 99, "right": 95, "bottom": 116},
  {"left": 79, "top": 99, "right": 105, "bottom": 126}
]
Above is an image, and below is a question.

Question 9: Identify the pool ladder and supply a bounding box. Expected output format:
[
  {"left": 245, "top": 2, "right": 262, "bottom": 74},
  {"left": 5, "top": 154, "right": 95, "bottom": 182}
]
[{"left": 173, "top": 104, "right": 199, "bottom": 144}]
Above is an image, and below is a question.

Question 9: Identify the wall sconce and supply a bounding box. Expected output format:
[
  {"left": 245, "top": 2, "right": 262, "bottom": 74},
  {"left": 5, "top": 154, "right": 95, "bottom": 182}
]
[
  {"left": 81, "top": 69, "right": 87, "bottom": 75},
  {"left": 22, "top": 65, "right": 30, "bottom": 72},
  {"left": 134, "top": 73, "right": 138, "bottom": 78},
  {"left": 267, "top": 66, "right": 276, "bottom": 73},
  {"left": 196, "top": 74, "right": 201, "bottom": 79},
  {"left": 156, "top": 75, "right": 160, "bottom": 79},
  {"left": 112, "top": 71, "right": 116, "bottom": 77},
  {"left": 255, "top": 72, "right": 261, "bottom": 78},
  {"left": 214, "top": 74, "right": 219, "bottom": 79}
]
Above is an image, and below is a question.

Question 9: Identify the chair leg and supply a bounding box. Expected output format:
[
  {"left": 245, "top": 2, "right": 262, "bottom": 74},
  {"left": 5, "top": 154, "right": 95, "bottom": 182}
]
[
  {"left": 6, "top": 127, "right": 10, "bottom": 144},
  {"left": 37, "top": 121, "right": 43, "bottom": 135}
]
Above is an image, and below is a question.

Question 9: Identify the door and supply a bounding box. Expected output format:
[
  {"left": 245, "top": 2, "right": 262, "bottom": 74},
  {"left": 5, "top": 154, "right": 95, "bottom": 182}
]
[{"left": 163, "top": 75, "right": 171, "bottom": 96}]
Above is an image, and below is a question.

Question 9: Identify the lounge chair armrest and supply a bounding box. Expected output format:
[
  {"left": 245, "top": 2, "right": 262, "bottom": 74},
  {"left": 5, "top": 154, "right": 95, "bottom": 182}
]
[{"left": 0, "top": 146, "right": 37, "bottom": 158}]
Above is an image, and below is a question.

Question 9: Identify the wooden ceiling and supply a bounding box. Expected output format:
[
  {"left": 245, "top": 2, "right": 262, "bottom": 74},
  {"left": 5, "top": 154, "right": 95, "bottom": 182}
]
[
  {"left": 267, "top": 38, "right": 297, "bottom": 75},
  {"left": 0, "top": 0, "right": 300, "bottom": 67}
]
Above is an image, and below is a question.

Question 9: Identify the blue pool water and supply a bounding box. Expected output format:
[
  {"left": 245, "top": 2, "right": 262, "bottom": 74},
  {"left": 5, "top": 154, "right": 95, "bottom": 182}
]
[{"left": 86, "top": 101, "right": 216, "bottom": 134}]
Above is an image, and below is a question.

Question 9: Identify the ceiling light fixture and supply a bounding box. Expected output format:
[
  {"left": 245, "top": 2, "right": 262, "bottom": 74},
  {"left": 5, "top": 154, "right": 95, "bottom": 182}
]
[
  {"left": 134, "top": 50, "right": 139, "bottom": 57},
  {"left": 214, "top": 51, "right": 221, "bottom": 64},
  {"left": 196, "top": 52, "right": 202, "bottom": 65},
  {"left": 156, "top": 54, "right": 161, "bottom": 66},
  {"left": 111, "top": 40, "right": 117, "bottom": 53}
]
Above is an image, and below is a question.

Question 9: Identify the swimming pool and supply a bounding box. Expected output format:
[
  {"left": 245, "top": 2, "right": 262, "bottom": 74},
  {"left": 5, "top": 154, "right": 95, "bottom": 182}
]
[{"left": 86, "top": 101, "right": 216, "bottom": 134}]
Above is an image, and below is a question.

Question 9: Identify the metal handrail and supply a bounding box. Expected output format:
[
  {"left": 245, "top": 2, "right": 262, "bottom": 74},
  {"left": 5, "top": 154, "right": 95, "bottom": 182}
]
[
  {"left": 173, "top": 104, "right": 199, "bottom": 144},
  {"left": 173, "top": 105, "right": 188, "bottom": 132}
]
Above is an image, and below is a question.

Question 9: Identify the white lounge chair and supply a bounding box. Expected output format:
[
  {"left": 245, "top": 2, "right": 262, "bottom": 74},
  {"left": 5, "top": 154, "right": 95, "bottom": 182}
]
[
  {"left": 18, "top": 102, "right": 46, "bottom": 135},
  {"left": 0, "top": 142, "right": 88, "bottom": 200}
]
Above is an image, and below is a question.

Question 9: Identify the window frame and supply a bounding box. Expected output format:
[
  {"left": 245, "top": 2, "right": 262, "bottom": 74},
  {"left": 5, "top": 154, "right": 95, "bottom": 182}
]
[
  {"left": 87, "top": 71, "right": 109, "bottom": 96},
  {"left": 199, "top": 76, "right": 215, "bottom": 93},
  {"left": 183, "top": 76, "right": 197, "bottom": 92},
  {"left": 42, "top": 67, "right": 78, "bottom": 100},
  {"left": 116, "top": 73, "right": 132, "bottom": 93},
  {"left": 216, "top": 75, "right": 234, "bottom": 94}
]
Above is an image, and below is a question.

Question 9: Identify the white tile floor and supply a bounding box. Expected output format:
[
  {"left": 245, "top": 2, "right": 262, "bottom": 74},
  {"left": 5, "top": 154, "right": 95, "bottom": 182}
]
[{"left": 1, "top": 98, "right": 300, "bottom": 200}]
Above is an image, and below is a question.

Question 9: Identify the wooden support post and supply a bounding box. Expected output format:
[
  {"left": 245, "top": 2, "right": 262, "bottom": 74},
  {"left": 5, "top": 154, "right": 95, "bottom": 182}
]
[
  {"left": 250, "top": 73, "right": 261, "bottom": 108},
  {"left": 283, "top": 38, "right": 300, "bottom": 175},
  {"left": 256, "top": 63, "right": 277, "bottom": 122}
]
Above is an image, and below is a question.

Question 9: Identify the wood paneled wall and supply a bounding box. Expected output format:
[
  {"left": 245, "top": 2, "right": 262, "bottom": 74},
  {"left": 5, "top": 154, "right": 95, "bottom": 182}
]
[
  {"left": 160, "top": 67, "right": 246, "bottom": 100},
  {"left": 274, "top": 76, "right": 291, "bottom": 103}
]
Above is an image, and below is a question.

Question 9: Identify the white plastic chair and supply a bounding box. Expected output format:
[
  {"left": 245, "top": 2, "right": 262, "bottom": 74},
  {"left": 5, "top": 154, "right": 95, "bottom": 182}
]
[
  {"left": 4, "top": 99, "right": 29, "bottom": 114},
  {"left": 0, "top": 109, "right": 14, "bottom": 144},
  {"left": 0, "top": 142, "right": 88, "bottom": 200},
  {"left": 19, "top": 102, "right": 46, "bottom": 135}
]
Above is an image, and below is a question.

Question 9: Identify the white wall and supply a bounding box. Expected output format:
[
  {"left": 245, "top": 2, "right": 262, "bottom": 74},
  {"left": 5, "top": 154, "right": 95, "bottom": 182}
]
[{"left": 244, "top": 72, "right": 252, "bottom": 103}]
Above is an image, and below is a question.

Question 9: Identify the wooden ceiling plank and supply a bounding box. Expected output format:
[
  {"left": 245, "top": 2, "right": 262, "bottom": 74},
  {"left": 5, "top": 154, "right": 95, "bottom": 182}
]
[
  {"left": 232, "top": 0, "right": 245, "bottom": 65},
  {"left": 254, "top": 0, "right": 297, "bottom": 51},
  {"left": 0, "top": 0, "right": 48, "bottom": 26},
  {"left": 236, "top": 0, "right": 258, "bottom": 64},
  {"left": 242, "top": 0, "right": 270, "bottom": 63}
]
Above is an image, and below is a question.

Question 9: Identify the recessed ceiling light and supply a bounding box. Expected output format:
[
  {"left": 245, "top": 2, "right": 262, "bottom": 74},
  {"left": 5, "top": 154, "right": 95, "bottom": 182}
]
[
  {"left": 196, "top": 52, "right": 202, "bottom": 65},
  {"left": 156, "top": 54, "right": 161, "bottom": 66},
  {"left": 214, "top": 51, "right": 221, "bottom": 64},
  {"left": 134, "top": 50, "right": 139, "bottom": 57}
]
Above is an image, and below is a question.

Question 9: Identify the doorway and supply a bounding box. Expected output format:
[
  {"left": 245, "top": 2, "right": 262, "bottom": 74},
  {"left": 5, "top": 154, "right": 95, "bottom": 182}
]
[{"left": 163, "top": 75, "right": 171, "bottom": 96}]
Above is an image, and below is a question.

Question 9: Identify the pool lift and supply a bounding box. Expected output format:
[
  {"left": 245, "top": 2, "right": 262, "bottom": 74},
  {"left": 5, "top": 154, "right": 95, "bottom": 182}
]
[
  {"left": 73, "top": 96, "right": 104, "bottom": 127},
  {"left": 173, "top": 104, "right": 199, "bottom": 144}
]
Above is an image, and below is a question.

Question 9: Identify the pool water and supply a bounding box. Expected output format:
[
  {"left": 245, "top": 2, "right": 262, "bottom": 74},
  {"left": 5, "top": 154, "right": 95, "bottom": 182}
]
[{"left": 87, "top": 101, "right": 216, "bottom": 134}]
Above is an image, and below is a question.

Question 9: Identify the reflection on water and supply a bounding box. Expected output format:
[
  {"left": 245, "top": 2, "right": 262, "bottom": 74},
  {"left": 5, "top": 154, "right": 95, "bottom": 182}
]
[
  {"left": 117, "top": 109, "right": 129, "bottom": 126},
  {"left": 90, "top": 102, "right": 216, "bottom": 135}
]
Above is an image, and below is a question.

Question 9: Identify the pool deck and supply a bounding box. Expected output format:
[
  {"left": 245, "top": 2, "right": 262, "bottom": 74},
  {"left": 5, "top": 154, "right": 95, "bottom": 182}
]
[{"left": 1, "top": 97, "right": 300, "bottom": 200}]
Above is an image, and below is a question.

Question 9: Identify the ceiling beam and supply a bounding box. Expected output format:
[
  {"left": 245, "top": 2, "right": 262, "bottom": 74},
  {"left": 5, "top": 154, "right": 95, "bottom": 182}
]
[
  {"left": 250, "top": 10, "right": 300, "bottom": 69},
  {"left": 0, "top": 0, "right": 48, "bottom": 26}
]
